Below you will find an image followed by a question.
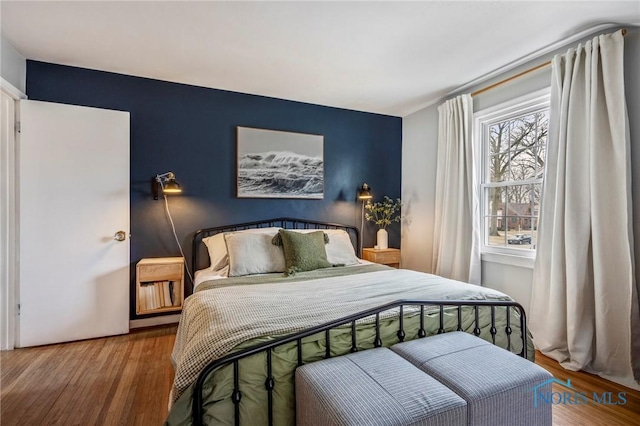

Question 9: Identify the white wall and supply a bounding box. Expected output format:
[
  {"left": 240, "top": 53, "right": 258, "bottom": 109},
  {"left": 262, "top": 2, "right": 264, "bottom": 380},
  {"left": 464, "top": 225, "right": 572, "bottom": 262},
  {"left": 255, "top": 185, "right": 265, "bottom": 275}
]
[
  {"left": 401, "top": 103, "right": 438, "bottom": 273},
  {"left": 401, "top": 26, "right": 640, "bottom": 312},
  {"left": 1, "top": 35, "right": 26, "bottom": 94}
]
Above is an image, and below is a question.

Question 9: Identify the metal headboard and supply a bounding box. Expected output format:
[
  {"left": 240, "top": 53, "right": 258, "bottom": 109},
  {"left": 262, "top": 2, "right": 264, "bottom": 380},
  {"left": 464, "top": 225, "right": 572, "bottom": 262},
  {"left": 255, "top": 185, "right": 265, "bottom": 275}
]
[{"left": 192, "top": 217, "right": 360, "bottom": 275}]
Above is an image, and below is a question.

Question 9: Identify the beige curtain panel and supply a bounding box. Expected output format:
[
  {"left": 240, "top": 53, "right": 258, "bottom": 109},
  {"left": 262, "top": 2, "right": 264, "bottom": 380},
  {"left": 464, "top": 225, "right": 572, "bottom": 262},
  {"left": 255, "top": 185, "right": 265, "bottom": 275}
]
[
  {"left": 530, "top": 30, "right": 639, "bottom": 390},
  {"left": 432, "top": 94, "right": 481, "bottom": 284}
]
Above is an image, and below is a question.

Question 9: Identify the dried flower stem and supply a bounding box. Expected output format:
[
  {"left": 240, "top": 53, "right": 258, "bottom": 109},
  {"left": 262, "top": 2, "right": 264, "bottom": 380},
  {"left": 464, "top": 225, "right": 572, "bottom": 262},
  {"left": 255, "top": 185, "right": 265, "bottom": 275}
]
[{"left": 364, "top": 196, "right": 402, "bottom": 230}]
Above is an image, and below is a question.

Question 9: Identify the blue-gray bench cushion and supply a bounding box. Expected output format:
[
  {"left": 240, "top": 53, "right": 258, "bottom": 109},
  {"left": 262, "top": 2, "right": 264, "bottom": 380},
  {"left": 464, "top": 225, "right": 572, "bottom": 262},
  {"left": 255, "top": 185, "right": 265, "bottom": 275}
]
[
  {"left": 295, "top": 347, "right": 467, "bottom": 426},
  {"left": 392, "top": 332, "right": 552, "bottom": 426}
]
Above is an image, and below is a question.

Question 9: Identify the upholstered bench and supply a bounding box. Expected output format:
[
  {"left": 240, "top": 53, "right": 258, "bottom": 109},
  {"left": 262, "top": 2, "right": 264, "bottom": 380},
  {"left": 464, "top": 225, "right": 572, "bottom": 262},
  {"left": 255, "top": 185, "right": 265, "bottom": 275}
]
[
  {"left": 391, "top": 332, "right": 552, "bottom": 426},
  {"left": 295, "top": 347, "right": 467, "bottom": 426}
]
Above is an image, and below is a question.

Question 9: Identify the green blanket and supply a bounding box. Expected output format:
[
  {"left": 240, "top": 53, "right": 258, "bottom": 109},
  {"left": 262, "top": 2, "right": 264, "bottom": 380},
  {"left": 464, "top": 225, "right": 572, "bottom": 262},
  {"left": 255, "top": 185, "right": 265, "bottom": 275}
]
[
  {"left": 195, "top": 264, "right": 391, "bottom": 291},
  {"left": 166, "top": 265, "right": 534, "bottom": 425}
]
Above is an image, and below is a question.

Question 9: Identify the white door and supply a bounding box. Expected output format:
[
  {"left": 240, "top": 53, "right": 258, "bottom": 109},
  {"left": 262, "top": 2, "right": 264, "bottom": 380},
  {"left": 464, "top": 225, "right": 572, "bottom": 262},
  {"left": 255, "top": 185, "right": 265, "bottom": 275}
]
[
  {"left": 18, "top": 100, "right": 130, "bottom": 347},
  {"left": 1, "top": 90, "right": 18, "bottom": 350}
]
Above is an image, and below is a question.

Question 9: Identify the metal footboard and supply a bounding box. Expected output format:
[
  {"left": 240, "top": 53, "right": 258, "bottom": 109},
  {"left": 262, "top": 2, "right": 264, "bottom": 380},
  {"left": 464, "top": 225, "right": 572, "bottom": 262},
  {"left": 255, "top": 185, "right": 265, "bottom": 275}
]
[{"left": 192, "top": 299, "right": 528, "bottom": 426}]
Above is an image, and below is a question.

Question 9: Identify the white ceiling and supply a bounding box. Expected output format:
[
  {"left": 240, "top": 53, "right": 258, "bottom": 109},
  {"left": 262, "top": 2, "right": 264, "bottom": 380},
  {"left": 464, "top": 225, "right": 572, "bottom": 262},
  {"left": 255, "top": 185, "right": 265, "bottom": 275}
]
[{"left": 1, "top": 1, "right": 638, "bottom": 116}]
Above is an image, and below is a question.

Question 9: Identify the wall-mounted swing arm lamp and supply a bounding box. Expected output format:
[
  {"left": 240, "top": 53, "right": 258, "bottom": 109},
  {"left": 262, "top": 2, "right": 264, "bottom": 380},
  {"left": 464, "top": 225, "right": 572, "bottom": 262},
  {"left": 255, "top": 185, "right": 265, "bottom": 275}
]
[
  {"left": 151, "top": 170, "right": 193, "bottom": 284},
  {"left": 357, "top": 183, "right": 372, "bottom": 254},
  {"left": 357, "top": 183, "right": 372, "bottom": 201},
  {"left": 152, "top": 171, "right": 182, "bottom": 200}
]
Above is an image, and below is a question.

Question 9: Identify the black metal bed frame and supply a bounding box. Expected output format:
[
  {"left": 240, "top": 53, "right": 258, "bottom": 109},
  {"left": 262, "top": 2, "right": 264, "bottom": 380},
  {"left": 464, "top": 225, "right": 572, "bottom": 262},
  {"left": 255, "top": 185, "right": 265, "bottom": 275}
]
[
  {"left": 189, "top": 218, "right": 527, "bottom": 426},
  {"left": 192, "top": 299, "right": 527, "bottom": 426}
]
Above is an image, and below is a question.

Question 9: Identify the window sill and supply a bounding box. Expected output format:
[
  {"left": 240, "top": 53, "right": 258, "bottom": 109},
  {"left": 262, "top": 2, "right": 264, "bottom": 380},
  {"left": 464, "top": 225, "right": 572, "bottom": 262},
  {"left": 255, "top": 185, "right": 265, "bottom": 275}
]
[{"left": 481, "top": 251, "right": 535, "bottom": 269}]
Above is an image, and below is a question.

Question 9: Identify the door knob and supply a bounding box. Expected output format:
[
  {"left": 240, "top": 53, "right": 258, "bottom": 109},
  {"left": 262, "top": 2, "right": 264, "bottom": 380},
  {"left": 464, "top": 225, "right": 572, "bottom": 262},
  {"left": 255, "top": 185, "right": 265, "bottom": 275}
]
[{"left": 114, "top": 230, "right": 127, "bottom": 242}]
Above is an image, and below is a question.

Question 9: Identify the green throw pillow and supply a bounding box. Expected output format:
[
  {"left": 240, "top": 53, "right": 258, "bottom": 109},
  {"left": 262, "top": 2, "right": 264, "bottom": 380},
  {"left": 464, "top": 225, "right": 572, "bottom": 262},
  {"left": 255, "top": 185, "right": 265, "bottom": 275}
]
[
  {"left": 277, "top": 229, "right": 332, "bottom": 276},
  {"left": 271, "top": 232, "right": 330, "bottom": 246}
]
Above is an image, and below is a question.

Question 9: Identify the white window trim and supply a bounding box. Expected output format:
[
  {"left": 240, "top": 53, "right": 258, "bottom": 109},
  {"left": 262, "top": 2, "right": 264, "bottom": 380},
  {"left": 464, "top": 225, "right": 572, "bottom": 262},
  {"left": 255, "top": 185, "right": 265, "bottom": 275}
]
[
  {"left": 481, "top": 252, "right": 535, "bottom": 269},
  {"left": 474, "top": 88, "right": 550, "bottom": 268}
]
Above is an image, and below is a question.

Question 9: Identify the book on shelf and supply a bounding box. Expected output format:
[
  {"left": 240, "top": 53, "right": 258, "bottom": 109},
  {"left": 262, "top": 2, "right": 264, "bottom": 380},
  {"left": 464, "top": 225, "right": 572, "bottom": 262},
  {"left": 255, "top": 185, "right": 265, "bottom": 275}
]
[
  {"left": 140, "top": 280, "right": 180, "bottom": 312},
  {"left": 163, "top": 281, "right": 172, "bottom": 308},
  {"left": 155, "top": 282, "right": 162, "bottom": 308},
  {"left": 143, "top": 284, "right": 148, "bottom": 311},
  {"left": 169, "top": 281, "right": 180, "bottom": 307},
  {"left": 140, "top": 285, "right": 147, "bottom": 311},
  {"left": 156, "top": 282, "right": 161, "bottom": 307},
  {"left": 150, "top": 284, "right": 156, "bottom": 310},
  {"left": 149, "top": 283, "right": 158, "bottom": 309},
  {"left": 152, "top": 284, "right": 158, "bottom": 310},
  {"left": 147, "top": 284, "right": 153, "bottom": 310}
]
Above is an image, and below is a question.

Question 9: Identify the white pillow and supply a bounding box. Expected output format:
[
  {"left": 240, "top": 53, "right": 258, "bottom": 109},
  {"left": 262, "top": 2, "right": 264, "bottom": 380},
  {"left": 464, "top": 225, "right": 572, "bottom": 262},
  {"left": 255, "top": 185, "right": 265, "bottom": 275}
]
[
  {"left": 224, "top": 232, "right": 286, "bottom": 277},
  {"left": 287, "top": 229, "right": 360, "bottom": 265},
  {"left": 324, "top": 230, "right": 360, "bottom": 266},
  {"left": 202, "top": 233, "right": 227, "bottom": 271},
  {"left": 202, "top": 227, "right": 281, "bottom": 272}
]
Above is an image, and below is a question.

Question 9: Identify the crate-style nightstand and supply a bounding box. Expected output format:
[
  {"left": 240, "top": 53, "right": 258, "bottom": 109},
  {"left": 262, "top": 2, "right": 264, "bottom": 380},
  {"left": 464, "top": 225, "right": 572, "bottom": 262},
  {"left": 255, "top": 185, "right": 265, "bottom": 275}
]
[
  {"left": 362, "top": 248, "right": 401, "bottom": 268},
  {"left": 136, "top": 257, "right": 184, "bottom": 315}
]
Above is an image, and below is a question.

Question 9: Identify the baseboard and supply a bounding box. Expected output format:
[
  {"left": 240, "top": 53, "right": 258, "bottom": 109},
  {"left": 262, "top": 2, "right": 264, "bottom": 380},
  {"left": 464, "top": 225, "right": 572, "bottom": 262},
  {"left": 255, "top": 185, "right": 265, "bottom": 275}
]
[{"left": 129, "top": 314, "right": 181, "bottom": 329}]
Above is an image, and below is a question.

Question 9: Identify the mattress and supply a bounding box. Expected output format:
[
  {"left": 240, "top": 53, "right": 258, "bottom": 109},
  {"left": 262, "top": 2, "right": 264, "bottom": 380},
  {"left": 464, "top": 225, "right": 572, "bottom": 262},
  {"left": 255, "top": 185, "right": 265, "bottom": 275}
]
[{"left": 166, "top": 264, "right": 534, "bottom": 425}]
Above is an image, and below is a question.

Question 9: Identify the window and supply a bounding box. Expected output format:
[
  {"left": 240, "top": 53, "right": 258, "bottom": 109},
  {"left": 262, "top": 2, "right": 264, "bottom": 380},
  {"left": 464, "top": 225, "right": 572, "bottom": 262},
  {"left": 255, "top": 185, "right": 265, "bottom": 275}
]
[{"left": 474, "top": 89, "right": 550, "bottom": 257}]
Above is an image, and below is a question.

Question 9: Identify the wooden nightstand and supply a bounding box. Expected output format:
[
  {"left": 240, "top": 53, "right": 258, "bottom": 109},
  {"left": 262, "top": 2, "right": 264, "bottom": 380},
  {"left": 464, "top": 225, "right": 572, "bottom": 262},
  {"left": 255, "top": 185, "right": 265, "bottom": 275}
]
[
  {"left": 136, "top": 257, "right": 185, "bottom": 315},
  {"left": 362, "top": 248, "right": 401, "bottom": 268}
]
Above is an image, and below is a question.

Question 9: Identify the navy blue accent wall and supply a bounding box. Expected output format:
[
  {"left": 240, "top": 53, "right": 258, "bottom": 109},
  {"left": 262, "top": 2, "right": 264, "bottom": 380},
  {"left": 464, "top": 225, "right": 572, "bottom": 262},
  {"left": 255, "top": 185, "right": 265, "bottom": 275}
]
[{"left": 26, "top": 61, "right": 402, "bottom": 318}]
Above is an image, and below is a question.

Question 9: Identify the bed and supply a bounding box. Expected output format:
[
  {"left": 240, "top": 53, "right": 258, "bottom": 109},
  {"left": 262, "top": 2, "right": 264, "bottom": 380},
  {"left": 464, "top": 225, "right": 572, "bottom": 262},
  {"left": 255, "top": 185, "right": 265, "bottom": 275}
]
[{"left": 165, "top": 218, "right": 534, "bottom": 426}]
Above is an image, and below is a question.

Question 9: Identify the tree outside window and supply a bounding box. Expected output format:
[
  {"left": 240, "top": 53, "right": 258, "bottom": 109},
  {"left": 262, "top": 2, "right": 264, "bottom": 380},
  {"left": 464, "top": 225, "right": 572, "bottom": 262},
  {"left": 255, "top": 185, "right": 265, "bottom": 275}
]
[{"left": 481, "top": 105, "right": 549, "bottom": 251}]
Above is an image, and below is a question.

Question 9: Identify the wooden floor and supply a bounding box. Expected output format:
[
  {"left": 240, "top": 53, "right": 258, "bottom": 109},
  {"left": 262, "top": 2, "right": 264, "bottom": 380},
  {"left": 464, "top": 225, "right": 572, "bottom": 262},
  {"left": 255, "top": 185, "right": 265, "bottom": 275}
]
[
  {"left": 2, "top": 326, "right": 639, "bottom": 426},
  {"left": 535, "top": 353, "right": 640, "bottom": 425},
  {"left": 1, "top": 326, "right": 177, "bottom": 426}
]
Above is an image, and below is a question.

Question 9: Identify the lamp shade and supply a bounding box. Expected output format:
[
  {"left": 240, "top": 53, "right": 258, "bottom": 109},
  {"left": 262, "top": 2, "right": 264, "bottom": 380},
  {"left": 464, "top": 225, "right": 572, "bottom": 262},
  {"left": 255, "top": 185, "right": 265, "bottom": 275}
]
[
  {"left": 153, "top": 171, "right": 182, "bottom": 199},
  {"left": 162, "top": 178, "right": 182, "bottom": 194},
  {"left": 357, "top": 183, "right": 372, "bottom": 200}
]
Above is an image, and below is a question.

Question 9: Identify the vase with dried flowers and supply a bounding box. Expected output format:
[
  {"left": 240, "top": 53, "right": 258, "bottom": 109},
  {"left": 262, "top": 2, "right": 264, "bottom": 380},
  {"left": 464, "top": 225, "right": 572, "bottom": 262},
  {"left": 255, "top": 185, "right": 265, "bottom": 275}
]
[{"left": 364, "top": 196, "right": 402, "bottom": 249}]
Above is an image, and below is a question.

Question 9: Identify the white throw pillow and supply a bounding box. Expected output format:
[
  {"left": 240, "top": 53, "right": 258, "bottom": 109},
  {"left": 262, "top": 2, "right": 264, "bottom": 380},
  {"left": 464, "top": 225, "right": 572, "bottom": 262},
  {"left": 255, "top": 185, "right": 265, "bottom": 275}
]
[
  {"left": 202, "top": 233, "right": 227, "bottom": 272},
  {"left": 202, "top": 227, "right": 281, "bottom": 273},
  {"left": 287, "top": 229, "right": 360, "bottom": 265},
  {"left": 324, "top": 230, "right": 360, "bottom": 265},
  {"left": 225, "top": 232, "right": 286, "bottom": 276}
]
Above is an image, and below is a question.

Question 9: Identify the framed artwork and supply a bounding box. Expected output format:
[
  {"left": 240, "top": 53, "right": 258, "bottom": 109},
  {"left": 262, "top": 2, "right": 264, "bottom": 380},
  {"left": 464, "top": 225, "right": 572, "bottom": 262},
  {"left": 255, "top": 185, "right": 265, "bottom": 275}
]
[{"left": 237, "top": 126, "right": 324, "bottom": 199}]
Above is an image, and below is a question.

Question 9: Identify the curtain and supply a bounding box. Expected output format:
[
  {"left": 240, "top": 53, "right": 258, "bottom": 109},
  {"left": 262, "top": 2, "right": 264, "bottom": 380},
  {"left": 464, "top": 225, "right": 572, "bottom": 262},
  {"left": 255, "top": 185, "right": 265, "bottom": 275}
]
[
  {"left": 530, "top": 30, "right": 639, "bottom": 389},
  {"left": 432, "top": 94, "right": 481, "bottom": 284}
]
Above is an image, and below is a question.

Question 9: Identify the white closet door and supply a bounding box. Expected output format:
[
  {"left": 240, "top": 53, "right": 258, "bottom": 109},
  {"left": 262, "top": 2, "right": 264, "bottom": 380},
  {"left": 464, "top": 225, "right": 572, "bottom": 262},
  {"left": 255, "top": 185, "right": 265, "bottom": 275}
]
[{"left": 18, "top": 100, "right": 130, "bottom": 347}]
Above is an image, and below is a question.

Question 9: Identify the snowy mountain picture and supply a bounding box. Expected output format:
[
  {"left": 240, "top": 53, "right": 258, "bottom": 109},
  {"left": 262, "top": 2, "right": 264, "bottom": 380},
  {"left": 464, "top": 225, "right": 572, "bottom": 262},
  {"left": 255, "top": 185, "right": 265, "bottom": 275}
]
[{"left": 237, "top": 127, "right": 324, "bottom": 199}]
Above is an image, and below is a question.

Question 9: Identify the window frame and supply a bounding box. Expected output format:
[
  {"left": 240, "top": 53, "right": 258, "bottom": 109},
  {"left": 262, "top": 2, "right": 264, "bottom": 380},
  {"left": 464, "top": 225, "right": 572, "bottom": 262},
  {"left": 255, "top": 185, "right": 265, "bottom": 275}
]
[{"left": 473, "top": 88, "right": 550, "bottom": 265}]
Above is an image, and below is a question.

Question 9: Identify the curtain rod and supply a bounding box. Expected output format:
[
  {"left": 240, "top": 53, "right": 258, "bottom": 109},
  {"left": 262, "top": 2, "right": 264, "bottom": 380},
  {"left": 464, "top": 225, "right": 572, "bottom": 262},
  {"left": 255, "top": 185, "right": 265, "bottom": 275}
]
[{"left": 471, "top": 28, "right": 627, "bottom": 98}]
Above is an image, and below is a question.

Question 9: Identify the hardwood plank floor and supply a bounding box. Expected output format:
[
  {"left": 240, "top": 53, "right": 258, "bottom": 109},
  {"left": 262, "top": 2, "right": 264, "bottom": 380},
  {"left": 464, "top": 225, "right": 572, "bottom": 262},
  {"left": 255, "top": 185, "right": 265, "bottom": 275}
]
[
  {"left": 2, "top": 326, "right": 639, "bottom": 425},
  {"left": 1, "top": 326, "right": 177, "bottom": 426},
  {"left": 535, "top": 351, "right": 640, "bottom": 426}
]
